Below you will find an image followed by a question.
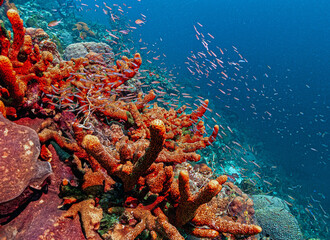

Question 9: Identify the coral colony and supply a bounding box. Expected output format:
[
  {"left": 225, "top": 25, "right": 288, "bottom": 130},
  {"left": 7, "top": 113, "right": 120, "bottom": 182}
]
[{"left": 0, "top": 9, "right": 264, "bottom": 239}]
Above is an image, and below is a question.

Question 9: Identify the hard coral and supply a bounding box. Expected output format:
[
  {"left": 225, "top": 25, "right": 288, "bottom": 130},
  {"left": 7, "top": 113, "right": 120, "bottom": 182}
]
[
  {"left": 63, "top": 42, "right": 113, "bottom": 61},
  {"left": 74, "top": 118, "right": 260, "bottom": 238},
  {"left": 7, "top": 8, "right": 25, "bottom": 61},
  {"left": 253, "top": 195, "right": 304, "bottom": 240},
  {"left": 63, "top": 199, "right": 103, "bottom": 240},
  {"left": 82, "top": 119, "right": 166, "bottom": 192},
  {"left": 0, "top": 10, "right": 53, "bottom": 106},
  {"left": 174, "top": 170, "right": 226, "bottom": 226},
  {"left": 254, "top": 207, "right": 303, "bottom": 240},
  {"left": 121, "top": 207, "right": 185, "bottom": 240}
]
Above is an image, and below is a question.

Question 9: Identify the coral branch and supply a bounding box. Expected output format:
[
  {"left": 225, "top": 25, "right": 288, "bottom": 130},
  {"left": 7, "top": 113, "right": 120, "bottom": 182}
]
[
  {"left": 0, "top": 55, "right": 25, "bottom": 103},
  {"left": 175, "top": 170, "right": 225, "bottom": 226},
  {"left": 38, "top": 128, "right": 80, "bottom": 152},
  {"left": 7, "top": 9, "right": 25, "bottom": 61},
  {"left": 83, "top": 120, "right": 166, "bottom": 192},
  {"left": 123, "top": 206, "right": 185, "bottom": 240},
  {"left": 126, "top": 119, "right": 165, "bottom": 190},
  {"left": 81, "top": 134, "right": 119, "bottom": 174},
  {"left": 192, "top": 203, "right": 262, "bottom": 235},
  {"left": 63, "top": 199, "right": 103, "bottom": 240},
  {"left": 136, "top": 90, "right": 156, "bottom": 110}
]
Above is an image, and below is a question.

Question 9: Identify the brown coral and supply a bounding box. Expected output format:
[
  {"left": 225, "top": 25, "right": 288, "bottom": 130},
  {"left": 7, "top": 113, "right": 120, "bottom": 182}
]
[{"left": 63, "top": 199, "right": 103, "bottom": 240}]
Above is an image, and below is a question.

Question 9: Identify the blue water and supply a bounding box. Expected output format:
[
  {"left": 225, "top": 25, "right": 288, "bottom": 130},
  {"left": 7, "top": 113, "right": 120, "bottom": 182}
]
[{"left": 124, "top": 0, "right": 330, "bottom": 210}]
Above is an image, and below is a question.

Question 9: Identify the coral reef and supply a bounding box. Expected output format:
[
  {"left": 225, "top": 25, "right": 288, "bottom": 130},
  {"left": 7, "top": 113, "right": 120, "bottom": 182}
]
[
  {"left": 25, "top": 27, "right": 62, "bottom": 63},
  {"left": 0, "top": 9, "right": 70, "bottom": 106},
  {"left": 63, "top": 42, "right": 113, "bottom": 61},
  {"left": 254, "top": 206, "right": 303, "bottom": 240},
  {"left": 0, "top": 8, "right": 263, "bottom": 240}
]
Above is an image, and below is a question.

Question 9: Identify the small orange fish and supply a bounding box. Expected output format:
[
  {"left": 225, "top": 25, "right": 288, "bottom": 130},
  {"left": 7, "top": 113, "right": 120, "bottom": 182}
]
[
  {"left": 135, "top": 19, "right": 144, "bottom": 25},
  {"left": 48, "top": 19, "right": 62, "bottom": 27}
]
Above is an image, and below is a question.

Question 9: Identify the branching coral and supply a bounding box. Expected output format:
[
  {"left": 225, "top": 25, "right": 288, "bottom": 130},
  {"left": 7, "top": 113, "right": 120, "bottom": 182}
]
[
  {"left": 38, "top": 95, "right": 261, "bottom": 239},
  {"left": 121, "top": 207, "right": 185, "bottom": 240},
  {"left": 81, "top": 119, "right": 166, "bottom": 192},
  {"left": 56, "top": 117, "right": 261, "bottom": 239},
  {"left": 174, "top": 171, "right": 226, "bottom": 226},
  {"left": 63, "top": 199, "right": 103, "bottom": 240},
  {"left": 0, "top": 9, "right": 142, "bottom": 115},
  {"left": 0, "top": 9, "right": 83, "bottom": 107},
  {"left": 0, "top": 8, "right": 262, "bottom": 240}
]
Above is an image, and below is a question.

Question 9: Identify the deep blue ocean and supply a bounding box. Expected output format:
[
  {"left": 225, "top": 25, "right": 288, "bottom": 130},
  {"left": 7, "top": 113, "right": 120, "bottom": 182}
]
[{"left": 77, "top": 0, "right": 330, "bottom": 234}]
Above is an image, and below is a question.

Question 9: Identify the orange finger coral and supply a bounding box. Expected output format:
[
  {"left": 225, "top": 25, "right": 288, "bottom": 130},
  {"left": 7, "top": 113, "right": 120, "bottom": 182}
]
[
  {"left": 6, "top": 9, "right": 25, "bottom": 61},
  {"left": 82, "top": 119, "right": 166, "bottom": 192},
  {"left": 121, "top": 206, "right": 185, "bottom": 240},
  {"left": 174, "top": 170, "right": 225, "bottom": 226},
  {"left": 191, "top": 201, "right": 262, "bottom": 236},
  {"left": 0, "top": 55, "right": 25, "bottom": 103}
]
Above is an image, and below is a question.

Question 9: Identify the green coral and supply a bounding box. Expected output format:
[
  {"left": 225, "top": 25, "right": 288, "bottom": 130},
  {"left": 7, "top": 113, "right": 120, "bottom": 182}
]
[
  {"left": 59, "top": 182, "right": 87, "bottom": 201},
  {"left": 51, "top": 141, "right": 71, "bottom": 161},
  {"left": 98, "top": 212, "right": 120, "bottom": 236},
  {"left": 97, "top": 187, "right": 125, "bottom": 236}
]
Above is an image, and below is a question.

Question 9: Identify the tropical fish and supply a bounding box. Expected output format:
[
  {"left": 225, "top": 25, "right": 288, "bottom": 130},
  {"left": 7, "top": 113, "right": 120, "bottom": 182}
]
[
  {"left": 48, "top": 19, "right": 62, "bottom": 27},
  {"left": 119, "top": 30, "right": 129, "bottom": 35},
  {"left": 135, "top": 19, "right": 144, "bottom": 25}
]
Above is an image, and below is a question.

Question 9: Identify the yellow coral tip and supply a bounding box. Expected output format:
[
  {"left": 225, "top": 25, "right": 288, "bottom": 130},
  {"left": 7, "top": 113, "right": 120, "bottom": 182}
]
[{"left": 150, "top": 119, "right": 166, "bottom": 135}]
